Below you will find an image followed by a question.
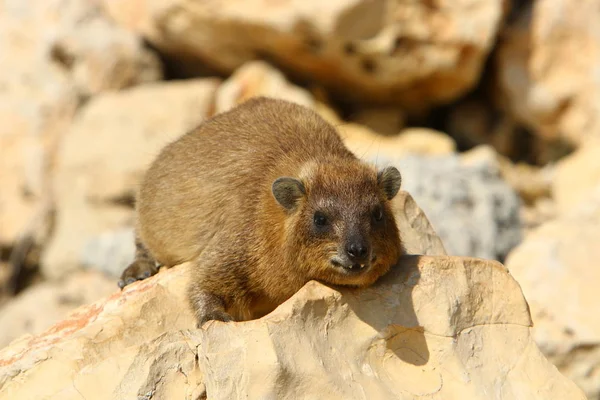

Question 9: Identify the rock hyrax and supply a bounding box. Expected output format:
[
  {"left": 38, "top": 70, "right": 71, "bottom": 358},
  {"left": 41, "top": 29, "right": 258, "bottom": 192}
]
[{"left": 119, "top": 97, "right": 403, "bottom": 327}]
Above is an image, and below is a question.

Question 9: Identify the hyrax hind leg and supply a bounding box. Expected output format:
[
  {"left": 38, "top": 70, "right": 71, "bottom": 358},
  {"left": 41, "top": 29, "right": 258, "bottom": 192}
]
[
  {"left": 187, "top": 242, "right": 249, "bottom": 327},
  {"left": 118, "top": 232, "right": 159, "bottom": 289}
]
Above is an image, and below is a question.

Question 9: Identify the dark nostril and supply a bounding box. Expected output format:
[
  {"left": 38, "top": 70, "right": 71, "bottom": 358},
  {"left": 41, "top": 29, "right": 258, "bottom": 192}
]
[{"left": 347, "top": 243, "right": 368, "bottom": 259}]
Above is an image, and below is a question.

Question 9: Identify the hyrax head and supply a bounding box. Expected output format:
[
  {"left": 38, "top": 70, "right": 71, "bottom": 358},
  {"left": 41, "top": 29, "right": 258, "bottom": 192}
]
[{"left": 271, "top": 160, "right": 402, "bottom": 287}]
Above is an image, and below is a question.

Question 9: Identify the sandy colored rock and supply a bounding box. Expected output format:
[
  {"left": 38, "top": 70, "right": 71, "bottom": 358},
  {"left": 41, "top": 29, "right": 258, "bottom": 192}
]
[
  {"left": 1, "top": 0, "right": 162, "bottom": 98},
  {"left": 498, "top": 156, "right": 554, "bottom": 206},
  {"left": 0, "top": 192, "right": 585, "bottom": 399},
  {"left": 340, "top": 124, "right": 456, "bottom": 160},
  {"left": 0, "top": 264, "right": 202, "bottom": 400},
  {"left": 103, "top": 0, "right": 505, "bottom": 109},
  {"left": 553, "top": 141, "right": 600, "bottom": 214},
  {"left": 214, "top": 61, "right": 314, "bottom": 114},
  {"left": 200, "top": 256, "right": 583, "bottom": 399},
  {"left": 391, "top": 191, "right": 446, "bottom": 257},
  {"left": 0, "top": 0, "right": 162, "bottom": 248},
  {"left": 0, "top": 63, "right": 77, "bottom": 247},
  {"left": 41, "top": 79, "right": 220, "bottom": 280},
  {"left": 0, "top": 190, "right": 440, "bottom": 399},
  {"left": 0, "top": 270, "right": 116, "bottom": 349},
  {"left": 496, "top": 0, "right": 600, "bottom": 146},
  {"left": 506, "top": 185, "right": 600, "bottom": 400},
  {"left": 0, "top": 255, "right": 586, "bottom": 399}
]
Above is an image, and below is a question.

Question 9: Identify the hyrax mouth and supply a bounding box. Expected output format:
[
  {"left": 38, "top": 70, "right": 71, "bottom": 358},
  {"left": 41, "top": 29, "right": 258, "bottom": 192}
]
[{"left": 330, "top": 255, "right": 377, "bottom": 274}]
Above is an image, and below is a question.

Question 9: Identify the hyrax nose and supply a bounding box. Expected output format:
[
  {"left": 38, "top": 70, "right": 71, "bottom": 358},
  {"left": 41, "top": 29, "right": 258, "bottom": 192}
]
[{"left": 346, "top": 240, "right": 369, "bottom": 263}]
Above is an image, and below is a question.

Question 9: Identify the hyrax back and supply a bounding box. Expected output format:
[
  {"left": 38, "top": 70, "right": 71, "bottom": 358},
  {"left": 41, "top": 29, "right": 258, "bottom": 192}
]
[{"left": 119, "top": 97, "right": 403, "bottom": 327}]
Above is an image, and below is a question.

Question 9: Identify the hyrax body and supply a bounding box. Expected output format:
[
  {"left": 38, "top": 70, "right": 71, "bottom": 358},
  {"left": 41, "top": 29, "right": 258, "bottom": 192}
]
[{"left": 119, "top": 97, "right": 403, "bottom": 327}]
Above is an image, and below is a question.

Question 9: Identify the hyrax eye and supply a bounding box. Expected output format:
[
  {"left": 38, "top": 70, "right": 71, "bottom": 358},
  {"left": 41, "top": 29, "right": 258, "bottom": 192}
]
[
  {"left": 313, "top": 211, "right": 328, "bottom": 227},
  {"left": 373, "top": 205, "right": 384, "bottom": 222}
]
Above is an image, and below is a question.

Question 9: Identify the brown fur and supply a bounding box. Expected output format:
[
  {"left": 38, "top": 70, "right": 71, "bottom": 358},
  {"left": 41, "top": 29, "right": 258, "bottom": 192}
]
[{"left": 119, "top": 97, "right": 403, "bottom": 327}]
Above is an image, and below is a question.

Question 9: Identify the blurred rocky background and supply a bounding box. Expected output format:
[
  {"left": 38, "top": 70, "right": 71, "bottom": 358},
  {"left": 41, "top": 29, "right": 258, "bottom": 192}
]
[{"left": 0, "top": 0, "right": 598, "bottom": 398}]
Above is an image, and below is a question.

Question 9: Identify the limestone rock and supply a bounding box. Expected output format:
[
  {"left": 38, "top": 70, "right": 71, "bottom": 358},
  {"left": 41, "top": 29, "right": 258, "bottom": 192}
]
[
  {"left": 0, "top": 68, "right": 76, "bottom": 246},
  {"left": 496, "top": 0, "right": 600, "bottom": 146},
  {"left": 553, "top": 142, "right": 600, "bottom": 215},
  {"left": 0, "top": 190, "right": 584, "bottom": 399},
  {"left": 41, "top": 79, "right": 220, "bottom": 279},
  {"left": 0, "top": 264, "right": 201, "bottom": 400},
  {"left": 0, "top": 0, "right": 162, "bottom": 248},
  {"left": 1, "top": 0, "right": 162, "bottom": 98},
  {"left": 103, "top": 0, "right": 505, "bottom": 109},
  {"left": 506, "top": 185, "right": 600, "bottom": 399},
  {"left": 200, "top": 256, "right": 584, "bottom": 399},
  {"left": 391, "top": 191, "right": 446, "bottom": 257},
  {"left": 214, "top": 61, "right": 314, "bottom": 114},
  {"left": 0, "top": 270, "right": 116, "bottom": 349},
  {"left": 81, "top": 228, "right": 136, "bottom": 278},
  {"left": 0, "top": 255, "right": 586, "bottom": 399},
  {"left": 370, "top": 147, "right": 522, "bottom": 261},
  {"left": 341, "top": 124, "right": 456, "bottom": 160}
]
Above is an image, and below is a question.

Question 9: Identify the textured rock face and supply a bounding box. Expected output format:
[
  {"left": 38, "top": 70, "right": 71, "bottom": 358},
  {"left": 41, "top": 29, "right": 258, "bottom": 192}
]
[
  {"left": 199, "top": 256, "right": 582, "bottom": 399},
  {"left": 41, "top": 79, "right": 220, "bottom": 279},
  {"left": 506, "top": 185, "right": 600, "bottom": 399},
  {"left": 0, "top": 0, "right": 162, "bottom": 247},
  {"left": 496, "top": 0, "right": 600, "bottom": 146},
  {"left": 1, "top": 0, "right": 162, "bottom": 97},
  {"left": 0, "top": 270, "right": 115, "bottom": 349},
  {"left": 214, "top": 60, "right": 314, "bottom": 114},
  {"left": 0, "top": 192, "right": 585, "bottom": 400},
  {"left": 0, "top": 264, "right": 202, "bottom": 400},
  {"left": 367, "top": 147, "right": 522, "bottom": 261},
  {"left": 102, "top": 0, "right": 505, "bottom": 109},
  {"left": 0, "top": 257, "right": 586, "bottom": 399}
]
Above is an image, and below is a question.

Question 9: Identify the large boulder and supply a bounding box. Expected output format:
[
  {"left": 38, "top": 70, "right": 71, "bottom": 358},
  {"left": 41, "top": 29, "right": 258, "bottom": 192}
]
[
  {"left": 0, "top": 192, "right": 585, "bottom": 399},
  {"left": 102, "top": 0, "right": 506, "bottom": 109},
  {"left": 41, "top": 79, "right": 221, "bottom": 279},
  {"left": 506, "top": 184, "right": 600, "bottom": 399},
  {"left": 0, "top": 257, "right": 585, "bottom": 399},
  {"left": 0, "top": 0, "right": 162, "bottom": 248},
  {"left": 496, "top": 0, "right": 600, "bottom": 146}
]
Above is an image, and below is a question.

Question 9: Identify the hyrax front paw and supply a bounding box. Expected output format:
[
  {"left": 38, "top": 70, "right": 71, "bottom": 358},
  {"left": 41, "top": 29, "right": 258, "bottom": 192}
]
[{"left": 118, "top": 260, "right": 158, "bottom": 289}]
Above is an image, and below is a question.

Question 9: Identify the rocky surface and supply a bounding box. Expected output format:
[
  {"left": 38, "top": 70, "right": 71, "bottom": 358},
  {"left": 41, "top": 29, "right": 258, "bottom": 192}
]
[
  {"left": 506, "top": 185, "right": 600, "bottom": 399},
  {"left": 214, "top": 60, "right": 315, "bottom": 114},
  {"left": 496, "top": 0, "right": 600, "bottom": 146},
  {"left": 553, "top": 142, "right": 600, "bottom": 215},
  {"left": 1, "top": 0, "right": 598, "bottom": 398},
  {"left": 341, "top": 125, "right": 457, "bottom": 159},
  {"left": 0, "top": 256, "right": 585, "bottom": 399},
  {"left": 0, "top": 192, "right": 585, "bottom": 400},
  {"left": 0, "top": 270, "right": 116, "bottom": 349},
  {"left": 80, "top": 228, "right": 136, "bottom": 278},
  {"left": 102, "top": 0, "right": 505, "bottom": 109},
  {"left": 41, "top": 79, "right": 220, "bottom": 279},
  {"left": 0, "top": 0, "right": 162, "bottom": 259}
]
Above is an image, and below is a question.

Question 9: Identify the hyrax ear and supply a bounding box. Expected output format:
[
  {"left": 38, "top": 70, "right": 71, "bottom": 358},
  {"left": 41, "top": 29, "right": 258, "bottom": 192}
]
[
  {"left": 377, "top": 166, "right": 402, "bottom": 200},
  {"left": 272, "top": 177, "right": 306, "bottom": 210}
]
